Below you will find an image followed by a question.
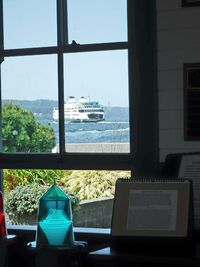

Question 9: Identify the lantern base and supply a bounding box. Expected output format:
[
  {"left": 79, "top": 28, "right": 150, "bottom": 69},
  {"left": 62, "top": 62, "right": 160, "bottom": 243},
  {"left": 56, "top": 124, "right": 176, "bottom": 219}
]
[{"left": 27, "top": 240, "right": 88, "bottom": 267}]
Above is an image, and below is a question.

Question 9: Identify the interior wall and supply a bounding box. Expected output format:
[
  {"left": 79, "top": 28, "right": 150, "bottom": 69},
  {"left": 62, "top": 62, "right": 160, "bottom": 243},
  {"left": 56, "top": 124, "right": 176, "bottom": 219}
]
[{"left": 157, "top": 0, "right": 200, "bottom": 162}]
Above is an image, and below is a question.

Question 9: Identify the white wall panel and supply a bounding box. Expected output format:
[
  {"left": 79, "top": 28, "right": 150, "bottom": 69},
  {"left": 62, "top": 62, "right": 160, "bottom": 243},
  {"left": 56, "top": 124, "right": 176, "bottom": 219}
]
[
  {"left": 158, "top": 29, "right": 200, "bottom": 50},
  {"left": 157, "top": 0, "right": 200, "bottom": 162},
  {"left": 156, "top": 0, "right": 181, "bottom": 11},
  {"left": 160, "top": 148, "right": 200, "bottom": 162},
  {"left": 157, "top": 9, "right": 200, "bottom": 30},
  {"left": 158, "top": 90, "right": 183, "bottom": 110},
  {"left": 158, "top": 70, "right": 182, "bottom": 91},
  {"left": 160, "top": 129, "right": 200, "bottom": 149},
  {"left": 158, "top": 49, "right": 200, "bottom": 70},
  {"left": 159, "top": 110, "right": 183, "bottom": 129}
]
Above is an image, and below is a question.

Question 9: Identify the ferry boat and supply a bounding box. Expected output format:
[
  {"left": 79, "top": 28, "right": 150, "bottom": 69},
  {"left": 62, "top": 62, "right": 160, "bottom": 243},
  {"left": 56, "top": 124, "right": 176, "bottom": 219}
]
[{"left": 52, "top": 96, "right": 105, "bottom": 122}]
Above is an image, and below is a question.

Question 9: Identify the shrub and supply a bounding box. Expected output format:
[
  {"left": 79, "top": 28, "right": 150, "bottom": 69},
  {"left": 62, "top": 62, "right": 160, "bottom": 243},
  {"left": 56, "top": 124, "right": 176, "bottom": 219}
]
[
  {"left": 61, "top": 170, "right": 131, "bottom": 200},
  {"left": 5, "top": 184, "right": 80, "bottom": 225},
  {"left": 3, "top": 169, "right": 72, "bottom": 193}
]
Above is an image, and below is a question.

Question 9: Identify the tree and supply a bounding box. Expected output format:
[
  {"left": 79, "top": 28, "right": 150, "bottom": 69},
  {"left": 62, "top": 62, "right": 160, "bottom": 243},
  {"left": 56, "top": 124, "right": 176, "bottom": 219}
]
[{"left": 2, "top": 103, "right": 55, "bottom": 152}]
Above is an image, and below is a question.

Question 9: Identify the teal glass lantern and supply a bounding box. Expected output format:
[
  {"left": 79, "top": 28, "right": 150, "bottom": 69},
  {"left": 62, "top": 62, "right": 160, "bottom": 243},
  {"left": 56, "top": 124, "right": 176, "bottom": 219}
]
[{"left": 36, "top": 184, "right": 74, "bottom": 248}]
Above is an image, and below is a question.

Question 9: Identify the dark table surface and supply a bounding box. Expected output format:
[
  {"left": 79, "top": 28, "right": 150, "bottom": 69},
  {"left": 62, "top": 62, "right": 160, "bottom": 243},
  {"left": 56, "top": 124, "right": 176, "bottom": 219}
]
[{"left": 89, "top": 241, "right": 200, "bottom": 267}]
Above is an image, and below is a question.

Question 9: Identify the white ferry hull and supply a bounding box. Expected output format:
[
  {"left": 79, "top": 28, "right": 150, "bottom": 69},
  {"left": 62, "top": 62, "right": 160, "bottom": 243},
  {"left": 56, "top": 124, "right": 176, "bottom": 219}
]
[{"left": 66, "top": 116, "right": 104, "bottom": 123}]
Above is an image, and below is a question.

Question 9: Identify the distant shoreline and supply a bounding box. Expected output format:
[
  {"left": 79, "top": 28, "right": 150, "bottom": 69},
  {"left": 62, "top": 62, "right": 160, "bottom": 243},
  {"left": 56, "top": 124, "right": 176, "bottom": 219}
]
[{"left": 52, "top": 143, "right": 129, "bottom": 153}]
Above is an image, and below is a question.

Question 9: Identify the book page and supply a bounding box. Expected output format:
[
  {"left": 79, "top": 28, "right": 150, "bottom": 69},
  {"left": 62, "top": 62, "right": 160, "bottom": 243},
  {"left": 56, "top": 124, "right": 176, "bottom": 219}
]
[
  {"left": 127, "top": 190, "right": 178, "bottom": 231},
  {"left": 179, "top": 154, "right": 200, "bottom": 229},
  {"left": 179, "top": 155, "right": 200, "bottom": 179}
]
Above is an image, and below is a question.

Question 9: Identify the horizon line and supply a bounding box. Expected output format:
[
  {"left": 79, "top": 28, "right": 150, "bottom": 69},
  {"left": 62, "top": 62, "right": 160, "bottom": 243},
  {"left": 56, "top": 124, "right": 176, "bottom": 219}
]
[{"left": 2, "top": 99, "right": 129, "bottom": 108}]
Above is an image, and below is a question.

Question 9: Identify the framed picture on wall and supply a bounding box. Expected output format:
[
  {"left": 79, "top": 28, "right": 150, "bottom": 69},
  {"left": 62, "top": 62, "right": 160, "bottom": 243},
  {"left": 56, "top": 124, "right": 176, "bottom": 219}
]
[
  {"left": 185, "top": 64, "right": 200, "bottom": 89},
  {"left": 184, "top": 63, "right": 200, "bottom": 140},
  {"left": 182, "top": 0, "right": 200, "bottom": 7}
]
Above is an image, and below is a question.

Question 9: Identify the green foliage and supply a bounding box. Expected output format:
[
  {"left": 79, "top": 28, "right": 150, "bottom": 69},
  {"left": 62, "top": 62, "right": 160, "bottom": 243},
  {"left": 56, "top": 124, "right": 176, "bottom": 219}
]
[
  {"left": 2, "top": 103, "right": 55, "bottom": 152},
  {"left": 30, "top": 124, "right": 55, "bottom": 152},
  {"left": 3, "top": 169, "right": 72, "bottom": 193},
  {"left": 5, "top": 184, "right": 80, "bottom": 224},
  {"left": 61, "top": 170, "right": 131, "bottom": 200}
]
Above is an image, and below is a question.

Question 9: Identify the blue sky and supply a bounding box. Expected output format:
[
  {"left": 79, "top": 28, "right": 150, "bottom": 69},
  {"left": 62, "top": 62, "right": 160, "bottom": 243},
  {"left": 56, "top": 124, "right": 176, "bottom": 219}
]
[{"left": 1, "top": 0, "right": 128, "bottom": 107}]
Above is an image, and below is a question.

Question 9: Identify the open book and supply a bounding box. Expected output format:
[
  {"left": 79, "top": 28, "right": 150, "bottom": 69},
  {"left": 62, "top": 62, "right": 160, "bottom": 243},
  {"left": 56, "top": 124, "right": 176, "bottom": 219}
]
[{"left": 111, "top": 178, "right": 192, "bottom": 239}]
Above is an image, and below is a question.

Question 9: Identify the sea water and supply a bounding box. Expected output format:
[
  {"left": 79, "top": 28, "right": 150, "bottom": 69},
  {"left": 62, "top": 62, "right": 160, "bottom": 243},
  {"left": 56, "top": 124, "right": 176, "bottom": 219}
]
[{"left": 39, "top": 119, "right": 130, "bottom": 144}]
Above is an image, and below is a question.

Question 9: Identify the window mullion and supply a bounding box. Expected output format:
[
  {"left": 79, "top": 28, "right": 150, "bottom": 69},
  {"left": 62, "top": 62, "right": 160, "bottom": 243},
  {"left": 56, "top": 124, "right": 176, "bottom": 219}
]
[
  {"left": 63, "top": 0, "right": 69, "bottom": 45},
  {"left": 0, "top": 42, "right": 128, "bottom": 58},
  {"left": 57, "top": 54, "right": 65, "bottom": 155},
  {"left": 57, "top": 0, "right": 65, "bottom": 154}
]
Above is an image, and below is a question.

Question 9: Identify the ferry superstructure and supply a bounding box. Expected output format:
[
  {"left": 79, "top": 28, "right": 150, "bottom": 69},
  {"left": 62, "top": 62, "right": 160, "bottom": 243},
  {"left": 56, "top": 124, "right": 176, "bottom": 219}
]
[{"left": 52, "top": 96, "right": 105, "bottom": 122}]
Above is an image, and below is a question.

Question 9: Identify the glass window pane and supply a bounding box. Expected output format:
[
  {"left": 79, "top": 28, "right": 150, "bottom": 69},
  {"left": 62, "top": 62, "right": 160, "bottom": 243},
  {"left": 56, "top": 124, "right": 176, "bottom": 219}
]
[
  {"left": 4, "top": 169, "right": 131, "bottom": 227},
  {"left": 67, "top": 0, "right": 127, "bottom": 44},
  {"left": 3, "top": 0, "right": 57, "bottom": 49},
  {"left": 1, "top": 55, "right": 58, "bottom": 153},
  {"left": 60, "top": 50, "right": 129, "bottom": 153}
]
